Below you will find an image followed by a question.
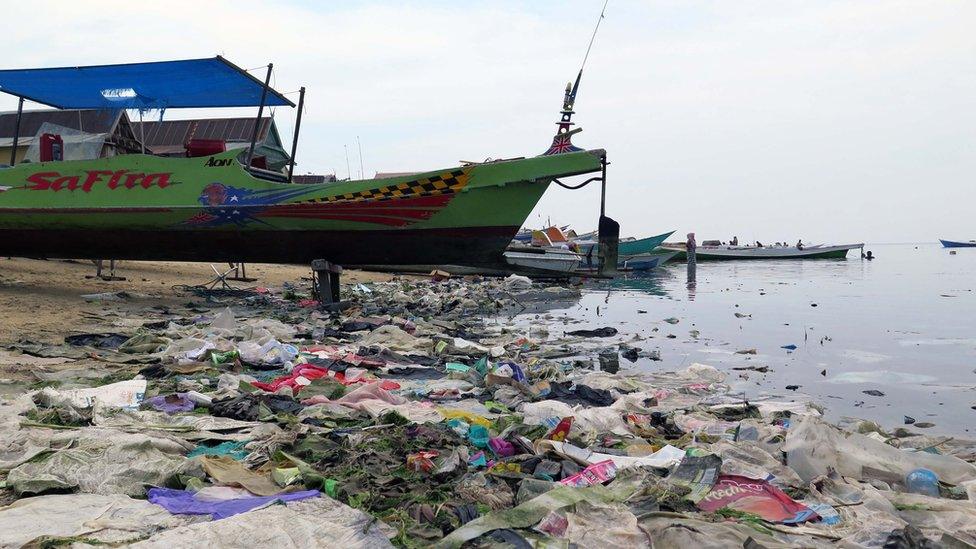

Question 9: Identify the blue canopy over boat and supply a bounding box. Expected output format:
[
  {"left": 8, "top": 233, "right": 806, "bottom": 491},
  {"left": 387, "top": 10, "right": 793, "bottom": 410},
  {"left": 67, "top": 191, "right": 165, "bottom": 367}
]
[{"left": 0, "top": 57, "right": 293, "bottom": 109}]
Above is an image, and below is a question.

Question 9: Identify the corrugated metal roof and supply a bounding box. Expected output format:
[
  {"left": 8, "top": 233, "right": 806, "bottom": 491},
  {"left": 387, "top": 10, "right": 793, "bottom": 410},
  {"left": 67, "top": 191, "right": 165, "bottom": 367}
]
[
  {"left": 132, "top": 117, "right": 272, "bottom": 149},
  {"left": 0, "top": 108, "right": 122, "bottom": 137}
]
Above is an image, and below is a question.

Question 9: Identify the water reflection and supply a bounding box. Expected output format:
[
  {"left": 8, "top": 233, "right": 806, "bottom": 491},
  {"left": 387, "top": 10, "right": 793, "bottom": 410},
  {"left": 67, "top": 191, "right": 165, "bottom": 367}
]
[{"left": 590, "top": 270, "right": 671, "bottom": 296}]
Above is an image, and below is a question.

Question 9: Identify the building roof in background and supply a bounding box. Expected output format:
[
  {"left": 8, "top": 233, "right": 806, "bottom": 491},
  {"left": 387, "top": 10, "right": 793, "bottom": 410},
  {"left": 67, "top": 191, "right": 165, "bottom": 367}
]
[
  {"left": 374, "top": 171, "right": 422, "bottom": 179},
  {"left": 0, "top": 57, "right": 293, "bottom": 109},
  {"left": 292, "top": 174, "right": 337, "bottom": 184},
  {"left": 0, "top": 108, "right": 123, "bottom": 138},
  {"left": 133, "top": 117, "right": 275, "bottom": 156}
]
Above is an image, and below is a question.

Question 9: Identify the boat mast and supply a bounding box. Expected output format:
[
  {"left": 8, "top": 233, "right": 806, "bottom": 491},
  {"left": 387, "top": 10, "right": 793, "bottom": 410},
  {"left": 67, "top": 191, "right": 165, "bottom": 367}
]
[
  {"left": 246, "top": 63, "right": 273, "bottom": 167},
  {"left": 287, "top": 86, "right": 305, "bottom": 182}
]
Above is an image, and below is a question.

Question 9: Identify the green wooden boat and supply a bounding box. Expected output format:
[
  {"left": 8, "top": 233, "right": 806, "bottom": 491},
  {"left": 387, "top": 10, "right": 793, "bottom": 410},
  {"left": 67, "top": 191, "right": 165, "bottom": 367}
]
[
  {"left": 618, "top": 230, "right": 675, "bottom": 257},
  {"left": 0, "top": 149, "right": 605, "bottom": 266}
]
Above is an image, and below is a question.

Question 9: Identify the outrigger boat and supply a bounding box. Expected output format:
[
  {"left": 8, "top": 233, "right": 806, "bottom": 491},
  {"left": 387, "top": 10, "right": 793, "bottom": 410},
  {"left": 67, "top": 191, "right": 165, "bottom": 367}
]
[
  {"left": 0, "top": 57, "right": 608, "bottom": 269},
  {"left": 574, "top": 230, "right": 675, "bottom": 270},
  {"left": 940, "top": 239, "right": 976, "bottom": 248},
  {"left": 661, "top": 242, "right": 864, "bottom": 260}
]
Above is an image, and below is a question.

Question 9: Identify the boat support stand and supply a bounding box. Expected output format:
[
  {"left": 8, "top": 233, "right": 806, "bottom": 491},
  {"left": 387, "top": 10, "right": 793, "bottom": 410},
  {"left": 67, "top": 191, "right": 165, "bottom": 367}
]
[
  {"left": 87, "top": 259, "right": 126, "bottom": 281},
  {"left": 311, "top": 259, "right": 345, "bottom": 310},
  {"left": 226, "top": 263, "right": 257, "bottom": 283}
]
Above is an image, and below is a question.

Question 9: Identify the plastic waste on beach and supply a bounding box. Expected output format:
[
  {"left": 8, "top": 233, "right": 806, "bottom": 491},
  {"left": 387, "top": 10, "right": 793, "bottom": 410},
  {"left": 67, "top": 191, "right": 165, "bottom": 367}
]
[
  {"left": 6, "top": 274, "right": 976, "bottom": 547},
  {"left": 697, "top": 474, "right": 819, "bottom": 523},
  {"left": 34, "top": 378, "right": 146, "bottom": 412},
  {"left": 783, "top": 415, "right": 976, "bottom": 484},
  {"left": 147, "top": 487, "right": 321, "bottom": 520},
  {"left": 905, "top": 468, "right": 940, "bottom": 497}
]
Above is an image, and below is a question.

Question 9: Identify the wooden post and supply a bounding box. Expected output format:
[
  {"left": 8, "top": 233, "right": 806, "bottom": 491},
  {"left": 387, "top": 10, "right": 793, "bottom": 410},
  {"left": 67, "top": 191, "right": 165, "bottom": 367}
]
[
  {"left": 9, "top": 97, "right": 23, "bottom": 166},
  {"left": 246, "top": 64, "right": 273, "bottom": 167},
  {"left": 287, "top": 86, "right": 305, "bottom": 182}
]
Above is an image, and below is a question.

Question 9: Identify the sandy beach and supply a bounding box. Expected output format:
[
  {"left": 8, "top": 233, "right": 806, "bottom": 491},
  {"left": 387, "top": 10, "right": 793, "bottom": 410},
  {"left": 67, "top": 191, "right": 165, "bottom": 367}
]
[{"left": 0, "top": 258, "right": 391, "bottom": 344}]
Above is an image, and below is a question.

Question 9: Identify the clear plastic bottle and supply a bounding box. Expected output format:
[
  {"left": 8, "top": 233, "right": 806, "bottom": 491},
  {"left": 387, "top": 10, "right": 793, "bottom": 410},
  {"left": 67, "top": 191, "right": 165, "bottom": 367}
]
[{"left": 905, "top": 468, "right": 940, "bottom": 497}]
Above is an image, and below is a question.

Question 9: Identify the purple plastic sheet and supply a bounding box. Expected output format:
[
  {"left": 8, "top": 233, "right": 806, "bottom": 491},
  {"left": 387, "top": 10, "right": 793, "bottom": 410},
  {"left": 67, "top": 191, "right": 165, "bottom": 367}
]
[
  {"left": 148, "top": 487, "right": 320, "bottom": 519},
  {"left": 146, "top": 393, "right": 195, "bottom": 414}
]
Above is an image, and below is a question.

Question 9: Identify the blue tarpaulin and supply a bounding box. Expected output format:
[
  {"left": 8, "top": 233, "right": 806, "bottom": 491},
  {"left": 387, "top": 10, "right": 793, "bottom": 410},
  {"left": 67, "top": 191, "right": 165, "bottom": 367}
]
[{"left": 0, "top": 57, "right": 293, "bottom": 110}]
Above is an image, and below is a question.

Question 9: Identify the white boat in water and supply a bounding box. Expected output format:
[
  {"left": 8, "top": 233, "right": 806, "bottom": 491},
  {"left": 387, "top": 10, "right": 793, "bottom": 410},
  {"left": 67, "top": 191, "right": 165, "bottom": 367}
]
[
  {"left": 661, "top": 243, "right": 864, "bottom": 260},
  {"left": 504, "top": 246, "right": 581, "bottom": 274}
]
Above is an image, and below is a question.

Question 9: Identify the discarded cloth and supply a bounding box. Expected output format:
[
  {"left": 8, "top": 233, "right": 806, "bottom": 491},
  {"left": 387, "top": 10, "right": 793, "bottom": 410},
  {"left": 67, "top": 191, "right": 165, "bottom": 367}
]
[
  {"left": 565, "top": 327, "right": 618, "bottom": 338},
  {"left": 212, "top": 394, "right": 304, "bottom": 422},
  {"left": 200, "top": 455, "right": 290, "bottom": 496},
  {"left": 187, "top": 440, "right": 250, "bottom": 461},
  {"left": 145, "top": 393, "right": 195, "bottom": 414},
  {"left": 128, "top": 496, "right": 393, "bottom": 548}
]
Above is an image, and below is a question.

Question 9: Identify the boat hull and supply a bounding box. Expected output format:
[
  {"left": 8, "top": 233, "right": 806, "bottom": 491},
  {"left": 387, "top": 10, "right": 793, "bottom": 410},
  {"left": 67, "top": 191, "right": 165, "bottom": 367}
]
[
  {"left": 622, "top": 250, "right": 679, "bottom": 270},
  {"left": 662, "top": 244, "right": 863, "bottom": 260},
  {"left": 575, "top": 230, "right": 673, "bottom": 259},
  {"left": 940, "top": 239, "right": 976, "bottom": 248},
  {"left": 504, "top": 248, "right": 581, "bottom": 274},
  {"left": 0, "top": 149, "right": 605, "bottom": 265}
]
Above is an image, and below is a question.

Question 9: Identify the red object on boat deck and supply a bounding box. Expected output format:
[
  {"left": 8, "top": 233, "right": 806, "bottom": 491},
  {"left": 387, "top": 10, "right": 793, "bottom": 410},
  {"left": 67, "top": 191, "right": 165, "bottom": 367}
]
[
  {"left": 39, "top": 133, "right": 64, "bottom": 162},
  {"left": 185, "top": 139, "right": 226, "bottom": 157},
  {"left": 249, "top": 155, "right": 268, "bottom": 169}
]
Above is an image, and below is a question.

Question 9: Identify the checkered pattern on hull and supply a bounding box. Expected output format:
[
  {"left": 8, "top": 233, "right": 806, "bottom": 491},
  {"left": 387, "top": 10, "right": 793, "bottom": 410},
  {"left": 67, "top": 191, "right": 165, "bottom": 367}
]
[
  {"left": 299, "top": 169, "right": 469, "bottom": 204},
  {"left": 257, "top": 169, "right": 472, "bottom": 227}
]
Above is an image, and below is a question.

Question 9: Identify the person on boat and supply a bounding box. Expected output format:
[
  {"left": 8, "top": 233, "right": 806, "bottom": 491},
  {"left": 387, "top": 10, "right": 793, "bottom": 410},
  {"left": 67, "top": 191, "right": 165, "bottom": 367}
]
[
  {"left": 731, "top": 236, "right": 738, "bottom": 246},
  {"left": 796, "top": 239, "right": 804, "bottom": 250},
  {"left": 756, "top": 241, "right": 764, "bottom": 248}
]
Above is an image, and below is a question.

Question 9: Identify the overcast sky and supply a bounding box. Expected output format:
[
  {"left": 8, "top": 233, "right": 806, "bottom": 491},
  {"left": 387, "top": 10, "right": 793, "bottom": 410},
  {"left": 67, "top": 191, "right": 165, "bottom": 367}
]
[{"left": 1, "top": 1, "right": 972, "bottom": 243}]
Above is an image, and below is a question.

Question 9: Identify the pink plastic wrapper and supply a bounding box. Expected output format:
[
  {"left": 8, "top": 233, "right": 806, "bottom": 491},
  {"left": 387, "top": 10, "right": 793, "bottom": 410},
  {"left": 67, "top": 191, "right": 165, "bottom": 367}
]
[
  {"left": 559, "top": 459, "right": 617, "bottom": 488},
  {"left": 697, "top": 475, "right": 820, "bottom": 524},
  {"left": 535, "top": 510, "right": 569, "bottom": 537}
]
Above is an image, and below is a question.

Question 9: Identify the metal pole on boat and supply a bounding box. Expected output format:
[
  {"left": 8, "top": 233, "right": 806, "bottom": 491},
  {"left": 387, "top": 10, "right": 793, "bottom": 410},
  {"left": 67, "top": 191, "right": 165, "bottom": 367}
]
[
  {"left": 599, "top": 155, "right": 607, "bottom": 217},
  {"left": 287, "top": 86, "right": 305, "bottom": 183},
  {"left": 246, "top": 63, "right": 273, "bottom": 168},
  {"left": 9, "top": 97, "right": 23, "bottom": 166},
  {"left": 597, "top": 154, "right": 619, "bottom": 276},
  {"left": 138, "top": 110, "right": 146, "bottom": 154}
]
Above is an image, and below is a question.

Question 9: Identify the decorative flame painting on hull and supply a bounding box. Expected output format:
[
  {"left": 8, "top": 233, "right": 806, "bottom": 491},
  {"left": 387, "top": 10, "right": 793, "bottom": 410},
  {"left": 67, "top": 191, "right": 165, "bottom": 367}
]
[{"left": 186, "top": 169, "right": 470, "bottom": 228}]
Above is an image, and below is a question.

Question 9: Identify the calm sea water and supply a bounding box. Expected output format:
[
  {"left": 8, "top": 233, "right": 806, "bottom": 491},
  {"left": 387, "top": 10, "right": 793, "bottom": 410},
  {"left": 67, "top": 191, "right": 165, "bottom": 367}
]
[{"left": 512, "top": 242, "right": 976, "bottom": 436}]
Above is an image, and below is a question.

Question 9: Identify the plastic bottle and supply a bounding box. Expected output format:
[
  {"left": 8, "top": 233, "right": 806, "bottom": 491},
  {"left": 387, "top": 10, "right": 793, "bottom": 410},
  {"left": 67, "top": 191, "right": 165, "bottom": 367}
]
[{"left": 905, "top": 468, "right": 940, "bottom": 497}]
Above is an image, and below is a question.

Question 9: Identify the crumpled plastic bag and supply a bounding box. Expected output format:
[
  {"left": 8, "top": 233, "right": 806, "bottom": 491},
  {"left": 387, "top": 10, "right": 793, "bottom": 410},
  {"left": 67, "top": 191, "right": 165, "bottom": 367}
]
[
  {"left": 783, "top": 415, "right": 976, "bottom": 485},
  {"left": 565, "top": 501, "right": 648, "bottom": 548},
  {"left": 237, "top": 338, "right": 298, "bottom": 367},
  {"left": 359, "top": 325, "right": 430, "bottom": 353},
  {"left": 0, "top": 493, "right": 197, "bottom": 548},
  {"left": 7, "top": 430, "right": 195, "bottom": 496}
]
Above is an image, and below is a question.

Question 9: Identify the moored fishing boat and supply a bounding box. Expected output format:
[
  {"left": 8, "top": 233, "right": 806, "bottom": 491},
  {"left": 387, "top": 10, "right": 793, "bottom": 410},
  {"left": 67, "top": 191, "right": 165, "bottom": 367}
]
[
  {"left": 574, "top": 230, "right": 674, "bottom": 267},
  {"left": 503, "top": 246, "right": 581, "bottom": 274},
  {"left": 621, "top": 249, "right": 680, "bottom": 270},
  {"left": 940, "top": 239, "right": 976, "bottom": 248},
  {"left": 661, "top": 243, "right": 864, "bottom": 260},
  {"left": 0, "top": 57, "right": 607, "bottom": 268}
]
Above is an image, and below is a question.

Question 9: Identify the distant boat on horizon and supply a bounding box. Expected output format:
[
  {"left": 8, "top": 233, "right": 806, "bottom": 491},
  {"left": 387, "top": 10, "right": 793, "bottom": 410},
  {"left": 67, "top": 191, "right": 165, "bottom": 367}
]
[
  {"left": 940, "top": 239, "right": 976, "bottom": 248},
  {"left": 661, "top": 242, "right": 864, "bottom": 260}
]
